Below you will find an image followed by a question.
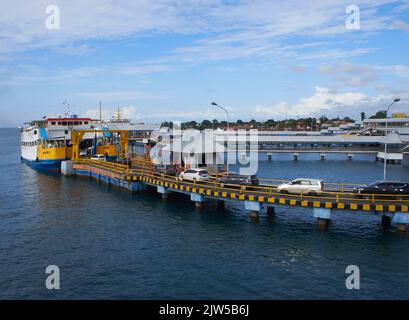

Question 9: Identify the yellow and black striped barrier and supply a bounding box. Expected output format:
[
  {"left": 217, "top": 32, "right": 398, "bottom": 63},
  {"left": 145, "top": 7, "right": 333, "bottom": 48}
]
[{"left": 74, "top": 159, "right": 409, "bottom": 214}]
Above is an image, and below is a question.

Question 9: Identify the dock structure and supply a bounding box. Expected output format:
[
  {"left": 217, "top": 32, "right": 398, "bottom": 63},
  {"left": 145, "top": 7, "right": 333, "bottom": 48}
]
[
  {"left": 62, "top": 156, "right": 409, "bottom": 233},
  {"left": 150, "top": 129, "right": 409, "bottom": 163},
  {"left": 246, "top": 135, "right": 406, "bottom": 162},
  {"left": 65, "top": 129, "right": 409, "bottom": 233}
]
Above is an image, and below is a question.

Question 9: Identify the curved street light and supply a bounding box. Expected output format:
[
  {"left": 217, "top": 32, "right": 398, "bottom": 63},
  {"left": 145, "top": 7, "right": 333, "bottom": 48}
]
[
  {"left": 211, "top": 102, "right": 230, "bottom": 175},
  {"left": 383, "top": 98, "right": 401, "bottom": 181}
]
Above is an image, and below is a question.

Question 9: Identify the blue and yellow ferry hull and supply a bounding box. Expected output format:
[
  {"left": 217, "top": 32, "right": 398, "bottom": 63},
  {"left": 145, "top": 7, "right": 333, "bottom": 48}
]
[{"left": 21, "top": 157, "right": 66, "bottom": 173}]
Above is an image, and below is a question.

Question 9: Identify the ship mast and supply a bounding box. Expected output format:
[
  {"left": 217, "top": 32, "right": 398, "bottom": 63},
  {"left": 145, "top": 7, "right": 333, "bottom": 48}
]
[
  {"left": 116, "top": 106, "right": 121, "bottom": 120},
  {"left": 63, "top": 100, "right": 70, "bottom": 117},
  {"left": 99, "top": 100, "right": 102, "bottom": 124}
]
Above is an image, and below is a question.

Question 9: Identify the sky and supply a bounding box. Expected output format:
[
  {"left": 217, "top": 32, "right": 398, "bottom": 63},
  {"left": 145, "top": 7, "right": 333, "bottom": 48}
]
[{"left": 0, "top": 0, "right": 409, "bottom": 127}]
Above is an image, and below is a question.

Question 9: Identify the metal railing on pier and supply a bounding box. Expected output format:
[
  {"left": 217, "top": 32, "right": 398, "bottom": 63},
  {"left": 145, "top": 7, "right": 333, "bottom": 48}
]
[{"left": 73, "top": 158, "right": 409, "bottom": 211}]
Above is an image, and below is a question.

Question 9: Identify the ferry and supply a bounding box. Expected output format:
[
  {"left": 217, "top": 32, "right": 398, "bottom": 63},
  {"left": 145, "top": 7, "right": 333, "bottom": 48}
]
[
  {"left": 102, "top": 107, "right": 160, "bottom": 135},
  {"left": 20, "top": 115, "right": 117, "bottom": 172}
]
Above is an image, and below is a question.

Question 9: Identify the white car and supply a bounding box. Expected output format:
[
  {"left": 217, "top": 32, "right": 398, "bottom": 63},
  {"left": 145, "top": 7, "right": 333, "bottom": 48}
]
[
  {"left": 277, "top": 178, "right": 323, "bottom": 195},
  {"left": 179, "top": 168, "right": 210, "bottom": 182},
  {"left": 90, "top": 154, "right": 106, "bottom": 161}
]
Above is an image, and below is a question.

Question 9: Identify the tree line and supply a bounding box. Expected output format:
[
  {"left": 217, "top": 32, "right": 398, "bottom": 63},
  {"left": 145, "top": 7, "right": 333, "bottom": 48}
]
[{"left": 160, "top": 110, "right": 389, "bottom": 130}]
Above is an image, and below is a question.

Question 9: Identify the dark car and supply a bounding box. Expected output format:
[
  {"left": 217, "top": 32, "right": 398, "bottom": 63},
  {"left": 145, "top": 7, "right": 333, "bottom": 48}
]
[
  {"left": 218, "top": 173, "right": 259, "bottom": 188},
  {"left": 354, "top": 181, "right": 409, "bottom": 196},
  {"left": 153, "top": 164, "right": 177, "bottom": 176}
]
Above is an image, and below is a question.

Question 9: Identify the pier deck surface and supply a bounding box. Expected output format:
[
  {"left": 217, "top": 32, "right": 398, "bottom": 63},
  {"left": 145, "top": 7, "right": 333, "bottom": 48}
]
[{"left": 72, "top": 158, "right": 409, "bottom": 214}]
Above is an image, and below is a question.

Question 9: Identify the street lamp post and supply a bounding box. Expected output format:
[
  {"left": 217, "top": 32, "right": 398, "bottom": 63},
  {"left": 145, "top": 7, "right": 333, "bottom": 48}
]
[
  {"left": 383, "top": 98, "right": 401, "bottom": 181},
  {"left": 211, "top": 102, "right": 230, "bottom": 175}
]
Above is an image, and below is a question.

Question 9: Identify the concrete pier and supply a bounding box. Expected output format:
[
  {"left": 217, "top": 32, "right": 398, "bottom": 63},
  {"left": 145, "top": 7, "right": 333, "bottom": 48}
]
[
  {"left": 392, "top": 212, "right": 409, "bottom": 233},
  {"left": 313, "top": 208, "right": 331, "bottom": 228},
  {"left": 195, "top": 202, "right": 204, "bottom": 211},
  {"left": 396, "top": 224, "right": 407, "bottom": 233},
  {"left": 266, "top": 206, "right": 275, "bottom": 216},
  {"left": 377, "top": 152, "right": 403, "bottom": 165},
  {"left": 250, "top": 211, "right": 259, "bottom": 221},
  {"left": 157, "top": 185, "right": 170, "bottom": 201},
  {"left": 403, "top": 153, "right": 409, "bottom": 166},
  {"left": 316, "top": 218, "right": 329, "bottom": 228},
  {"left": 191, "top": 193, "right": 205, "bottom": 211},
  {"left": 381, "top": 214, "right": 392, "bottom": 229},
  {"left": 61, "top": 160, "right": 74, "bottom": 176},
  {"left": 74, "top": 164, "right": 147, "bottom": 192},
  {"left": 245, "top": 201, "right": 262, "bottom": 221},
  {"left": 73, "top": 159, "right": 409, "bottom": 234}
]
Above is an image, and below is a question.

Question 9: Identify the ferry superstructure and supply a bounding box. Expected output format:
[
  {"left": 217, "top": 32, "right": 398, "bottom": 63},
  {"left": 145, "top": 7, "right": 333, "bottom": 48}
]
[
  {"left": 20, "top": 115, "right": 116, "bottom": 172},
  {"left": 102, "top": 107, "right": 160, "bottom": 133}
]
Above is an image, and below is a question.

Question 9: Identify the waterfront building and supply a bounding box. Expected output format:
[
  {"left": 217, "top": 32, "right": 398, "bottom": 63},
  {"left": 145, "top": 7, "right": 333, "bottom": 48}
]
[{"left": 363, "top": 117, "right": 409, "bottom": 140}]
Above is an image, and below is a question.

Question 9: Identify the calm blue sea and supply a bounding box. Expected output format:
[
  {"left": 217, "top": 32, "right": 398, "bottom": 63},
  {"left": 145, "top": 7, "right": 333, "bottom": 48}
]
[{"left": 1, "top": 128, "right": 409, "bottom": 299}]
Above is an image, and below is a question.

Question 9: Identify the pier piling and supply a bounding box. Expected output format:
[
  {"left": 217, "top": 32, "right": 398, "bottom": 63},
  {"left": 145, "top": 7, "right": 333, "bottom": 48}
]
[
  {"left": 392, "top": 213, "right": 409, "bottom": 233},
  {"left": 266, "top": 206, "right": 275, "bottom": 216},
  {"left": 250, "top": 211, "right": 259, "bottom": 221},
  {"left": 195, "top": 201, "right": 204, "bottom": 211},
  {"left": 157, "top": 185, "right": 170, "bottom": 201},
  {"left": 316, "top": 218, "right": 330, "bottom": 228},
  {"left": 191, "top": 193, "right": 205, "bottom": 212},
  {"left": 313, "top": 208, "right": 331, "bottom": 229},
  {"left": 396, "top": 223, "right": 407, "bottom": 233},
  {"left": 61, "top": 160, "right": 74, "bottom": 176},
  {"left": 71, "top": 159, "right": 409, "bottom": 234},
  {"left": 245, "top": 201, "right": 262, "bottom": 222},
  {"left": 381, "top": 215, "right": 392, "bottom": 229}
]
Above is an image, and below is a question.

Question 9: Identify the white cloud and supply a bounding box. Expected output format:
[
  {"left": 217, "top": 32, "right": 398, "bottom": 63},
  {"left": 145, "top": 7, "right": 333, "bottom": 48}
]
[
  {"left": 391, "top": 20, "right": 409, "bottom": 32},
  {"left": 391, "top": 2, "right": 409, "bottom": 13},
  {"left": 84, "top": 108, "right": 111, "bottom": 120},
  {"left": 376, "top": 64, "right": 409, "bottom": 77},
  {"left": 255, "top": 86, "right": 386, "bottom": 119},
  {"left": 294, "top": 87, "right": 369, "bottom": 114},
  {"left": 0, "top": 0, "right": 400, "bottom": 61},
  {"left": 0, "top": 62, "right": 173, "bottom": 87},
  {"left": 1, "top": 0, "right": 407, "bottom": 126},
  {"left": 255, "top": 102, "right": 289, "bottom": 118},
  {"left": 120, "top": 106, "right": 138, "bottom": 120},
  {"left": 57, "top": 63, "right": 171, "bottom": 80},
  {"left": 168, "top": 0, "right": 396, "bottom": 63},
  {"left": 79, "top": 91, "right": 144, "bottom": 102},
  {"left": 117, "top": 64, "right": 172, "bottom": 76},
  {"left": 0, "top": 0, "right": 222, "bottom": 54},
  {"left": 318, "top": 61, "right": 409, "bottom": 88},
  {"left": 80, "top": 88, "right": 408, "bottom": 122},
  {"left": 140, "top": 107, "right": 231, "bottom": 122},
  {"left": 0, "top": 0, "right": 405, "bottom": 93},
  {"left": 53, "top": 43, "right": 94, "bottom": 56},
  {"left": 77, "top": 90, "right": 173, "bottom": 102},
  {"left": 318, "top": 61, "right": 378, "bottom": 87}
]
